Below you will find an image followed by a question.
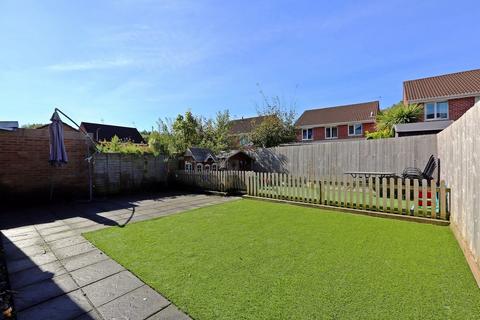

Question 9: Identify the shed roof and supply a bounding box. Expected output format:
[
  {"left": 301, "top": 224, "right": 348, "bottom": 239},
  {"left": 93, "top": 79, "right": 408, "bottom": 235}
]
[
  {"left": 185, "top": 147, "right": 217, "bottom": 162},
  {"left": 394, "top": 120, "right": 453, "bottom": 133}
]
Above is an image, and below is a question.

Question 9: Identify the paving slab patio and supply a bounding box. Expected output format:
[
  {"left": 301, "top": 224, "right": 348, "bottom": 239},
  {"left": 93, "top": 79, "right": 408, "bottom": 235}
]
[{"left": 1, "top": 192, "right": 237, "bottom": 320}]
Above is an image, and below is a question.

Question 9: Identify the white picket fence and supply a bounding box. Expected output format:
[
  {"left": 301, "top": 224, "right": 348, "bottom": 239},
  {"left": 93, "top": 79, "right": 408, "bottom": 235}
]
[{"left": 173, "top": 170, "right": 450, "bottom": 221}]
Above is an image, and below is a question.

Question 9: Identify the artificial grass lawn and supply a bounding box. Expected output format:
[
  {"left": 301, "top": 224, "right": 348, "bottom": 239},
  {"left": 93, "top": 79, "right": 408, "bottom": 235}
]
[{"left": 84, "top": 199, "right": 480, "bottom": 319}]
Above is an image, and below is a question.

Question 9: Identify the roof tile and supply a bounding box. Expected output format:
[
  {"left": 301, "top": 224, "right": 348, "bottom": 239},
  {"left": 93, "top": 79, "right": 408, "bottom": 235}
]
[
  {"left": 404, "top": 69, "right": 480, "bottom": 102},
  {"left": 295, "top": 101, "right": 379, "bottom": 127}
]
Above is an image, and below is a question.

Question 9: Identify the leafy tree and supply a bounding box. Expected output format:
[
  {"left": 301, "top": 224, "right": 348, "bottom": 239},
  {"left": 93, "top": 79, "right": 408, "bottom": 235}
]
[
  {"left": 366, "top": 102, "right": 422, "bottom": 139},
  {"left": 250, "top": 86, "right": 297, "bottom": 147},
  {"left": 98, "top": 135, "right": 149, "bottom": 154},
  {"left": 147, "top": 109, "right": 233, "bottom": 156},
  {"left": 21, "top": 123, "right": 47, "bottom": 129},
  {"left": 200, "top": 110, "right": 232, "bottom": 153}
]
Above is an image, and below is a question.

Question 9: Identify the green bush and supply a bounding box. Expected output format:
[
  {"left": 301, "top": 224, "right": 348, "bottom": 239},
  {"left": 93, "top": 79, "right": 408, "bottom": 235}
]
[{"left": 97, "top": 135, "right": 151, "bottom": 155}]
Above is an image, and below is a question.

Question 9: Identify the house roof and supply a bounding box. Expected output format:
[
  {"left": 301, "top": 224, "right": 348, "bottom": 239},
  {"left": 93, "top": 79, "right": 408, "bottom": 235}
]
[
  {"left": 404, "top": 69, "right": 480, "bottom": 103},
  {"left": 0, "top": 121, "right": 19, "bottom": 131},
  {"left": 185, "top": 147, "right": 217, "bottom": 162},
  {"left": 229, "top": 116, "right": 271, "bottom": 135},
  {"left": 394, "top": 120, "right": 453, "bottom": 133},
  {"left": 216, "top": 150, "right": 254, "bottom": 160},
  {"left": 295, "top": 101, "right": 379, "bottom": 127},
  {"left": 80, "top": 122, "right": 145, "bottom": 143}
]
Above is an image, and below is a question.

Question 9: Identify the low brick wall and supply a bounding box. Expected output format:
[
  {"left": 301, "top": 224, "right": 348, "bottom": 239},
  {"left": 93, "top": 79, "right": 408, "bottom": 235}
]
[
  {"left": 0, "top": 127, "right": 91, "bottom": 200},
  {"left": 92, "top": 153, "right": 167, "bottom": 195}
]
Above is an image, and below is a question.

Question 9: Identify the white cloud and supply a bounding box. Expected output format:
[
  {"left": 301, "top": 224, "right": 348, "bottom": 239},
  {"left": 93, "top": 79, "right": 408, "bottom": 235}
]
[{"left": 46, "top": 57, "right": 134, "bottom": 71}]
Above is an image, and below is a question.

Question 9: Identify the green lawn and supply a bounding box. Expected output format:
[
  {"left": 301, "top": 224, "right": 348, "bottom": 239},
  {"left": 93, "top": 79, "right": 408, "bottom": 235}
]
[{"left": 84, "top": 199, "right": 480, "bottom": 320}]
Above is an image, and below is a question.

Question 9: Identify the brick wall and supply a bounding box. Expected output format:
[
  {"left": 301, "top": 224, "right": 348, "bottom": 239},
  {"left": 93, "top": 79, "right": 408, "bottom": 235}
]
[
  {"left": 0, "top": 126, "right": 91, "bottom": 200},
  {"left": 449, "top": 97, "right": 476, "bottom": 121},
  {"left": 296, "top": 122, "right": 375, "bottom": 142},
  {"left": 415, "top": 97, "right": 476, "bottom": 122}
]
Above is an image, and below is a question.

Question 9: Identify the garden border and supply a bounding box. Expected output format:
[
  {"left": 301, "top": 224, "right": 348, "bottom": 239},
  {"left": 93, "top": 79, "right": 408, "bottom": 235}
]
[{"left": 242, "top": 195, "right": 450, "bottom": 226}]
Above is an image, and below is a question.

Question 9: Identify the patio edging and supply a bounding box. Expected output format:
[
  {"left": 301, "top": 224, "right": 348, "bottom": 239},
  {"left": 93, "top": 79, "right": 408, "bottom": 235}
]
[{"left": 242, "top": 195, "right": 450, "bottom": 226}]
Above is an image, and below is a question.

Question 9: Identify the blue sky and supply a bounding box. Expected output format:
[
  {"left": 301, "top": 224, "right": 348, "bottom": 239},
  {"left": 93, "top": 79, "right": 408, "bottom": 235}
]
[{"left": 1, "top": 0, "right": 479, "bottom": 130}]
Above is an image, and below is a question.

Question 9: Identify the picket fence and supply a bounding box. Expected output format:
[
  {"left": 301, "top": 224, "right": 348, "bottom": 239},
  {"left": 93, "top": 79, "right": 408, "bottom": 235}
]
[
  {"left": 174, "top": 170, "right": 251, "bottom": 192},
  {"left": 174, "top": 170, "right": 450, "bottom": 221}
]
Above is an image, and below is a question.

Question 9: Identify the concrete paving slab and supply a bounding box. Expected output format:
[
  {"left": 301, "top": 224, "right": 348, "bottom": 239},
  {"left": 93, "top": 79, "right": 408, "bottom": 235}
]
[
  {"left": 2, "top": 229, "right": 40, "bottom": 242},
  {"left": 1, "top": 226, "right": 36, "bottom": 236},
  {"left": 14, "top": 273, "right": 78, "bottom": 311},
  {"left": 3, "top": 236, "right": 44, "bottom": 249},
  {"left": 3, "top": 243, "right": 50, "bottom": 260},
  {"left": 97, "top": 285, "right": 170, "bottom": 320},
  {"left": 35, "top": 220, "right": 67, "bottom": 230},
  {"left": 44, "top": 230, "right": 78, "bottom": 242},
  {"left": 62, "top": 249, "right": 109, "bottom": 272},
  {"left": 47, "top": 235, "right": 88, "bottom": 250},
  {"left": 16, "top": 289, "right": 93, "bottom": 320},
  {"left": 70, "top": 259, "right": 125, "bottom": 287},
  {"left": 52, "top": 242, "right": 97, "bottom": 260},
  {"left": 82, "top": 270, "right": 144, "bottom": 307},
  {"left": 148, "top": 304, "right": 192, "bottom": 320},
  {"left": 38, "top": 225, "right": 72, "bottom": 236},
  {"left": 10, "top": 260, "right": 67, "bottom": 290},
  {"left": 2, "top": 193, "right": 235, "bottom": 320},
  {"left": 72, "top": 310, "right": 103, "bottom": 320},
  {"left": 7, "top": 252, "right": 57, "bottom": 274}
]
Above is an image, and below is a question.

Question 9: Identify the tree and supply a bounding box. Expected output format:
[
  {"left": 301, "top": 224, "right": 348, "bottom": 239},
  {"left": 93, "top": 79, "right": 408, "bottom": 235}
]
[
  {"left": 366, "top": 102, "right": 422, "bottom": 139},
  {"left": 21, "top": 123, "right": 46, "bottom": 129},
  {"left": 250, "top": 86, "right": 297, "bottom": 147},
  {"left": 148, "top": 109, "right": 234, "bottom": 156},
  {"left": 200, "top": 110, "right": 233, "bottom": 153}
]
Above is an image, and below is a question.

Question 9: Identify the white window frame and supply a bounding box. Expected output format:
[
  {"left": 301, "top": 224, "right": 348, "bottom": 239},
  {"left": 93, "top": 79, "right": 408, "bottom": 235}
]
[
  {"left": 325, "top": 126, "right": 338, "bottom": 139},
  {"left": 348, "top": 123, "right": 363, "bottom": 136},
  {"left": 204, "top": 164, "right": 210, "bottom": 171},
  {"left": 424, "top": 101, "right": 449, "bottom": 121},
  {"left": 302, "top": 128, "right": 313, "bottom": 141},
  {"left": 196, "top": 163, "right": 203, "bottom": 172},
  {"left": 212, "top": 163, "right": 217, "bottom": 171},
  {"left": 185, "top": 162, "right": 193, "bottom": 172}
]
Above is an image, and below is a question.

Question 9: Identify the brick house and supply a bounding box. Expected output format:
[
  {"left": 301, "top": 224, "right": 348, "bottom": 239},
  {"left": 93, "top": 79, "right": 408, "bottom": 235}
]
[
  {"left": 398, "top": 69, "right": 480, "bottom": 136},
  {"left": 229, "top": 115, "right": 271, "bottom": 147},
  {"left": 80, "top": 122, "right": 145, "bottom": 144},
  {"left": 294, "top": 101, "right": 379, "bottom": 142}
]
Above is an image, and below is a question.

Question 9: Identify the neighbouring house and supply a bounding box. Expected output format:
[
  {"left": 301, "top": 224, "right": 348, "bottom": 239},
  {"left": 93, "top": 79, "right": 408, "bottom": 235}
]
[
  {"left": 229, "top": 115, "right": 270, "bottom": 147},
  {"left": 399, "top": 68, "right": 480, "bottom": 137},
  {"left": 182, "top": 147, "right": 218, "bottom": 172},
  {"left": 0, "top": 121, "right": 19, "bottom": 131},
  {"left": 294, "top": 101, "right": 379, "bottom": 142},
  {"left": 80, "top": 122, "right": 145, "bottom": 143},
  {"left": 216, "top": 150, "right": 255, "bottom": 171}
]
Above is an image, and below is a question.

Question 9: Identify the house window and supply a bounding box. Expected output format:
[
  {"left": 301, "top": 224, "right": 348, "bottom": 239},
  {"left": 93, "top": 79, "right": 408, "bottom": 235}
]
[
  {"left": 185, "top": 162, "right": 193, "bottom": 172},
  {"left": 239, "top": 135, "right": 250, "bottom": 146},
  {"left": 302, "top": 128, "right": 313, "bottom": 141},
  {"left": 205, "top": 164, "right": 210, "bottom": 171},
  {"left": 348, "top": 123, "right": 363, "bottom": 136},
  {"left": 212, "top": 163, "right": 217, "bottom": 171},
  {"left": 425, "top": 101, "right": 448, "bottom": 120},
  {"left": 196, "top": 163, "right": 203, "bottom": 172},
  {"left": 325, "top": 126, "right": 338, "bottom": 139}
]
